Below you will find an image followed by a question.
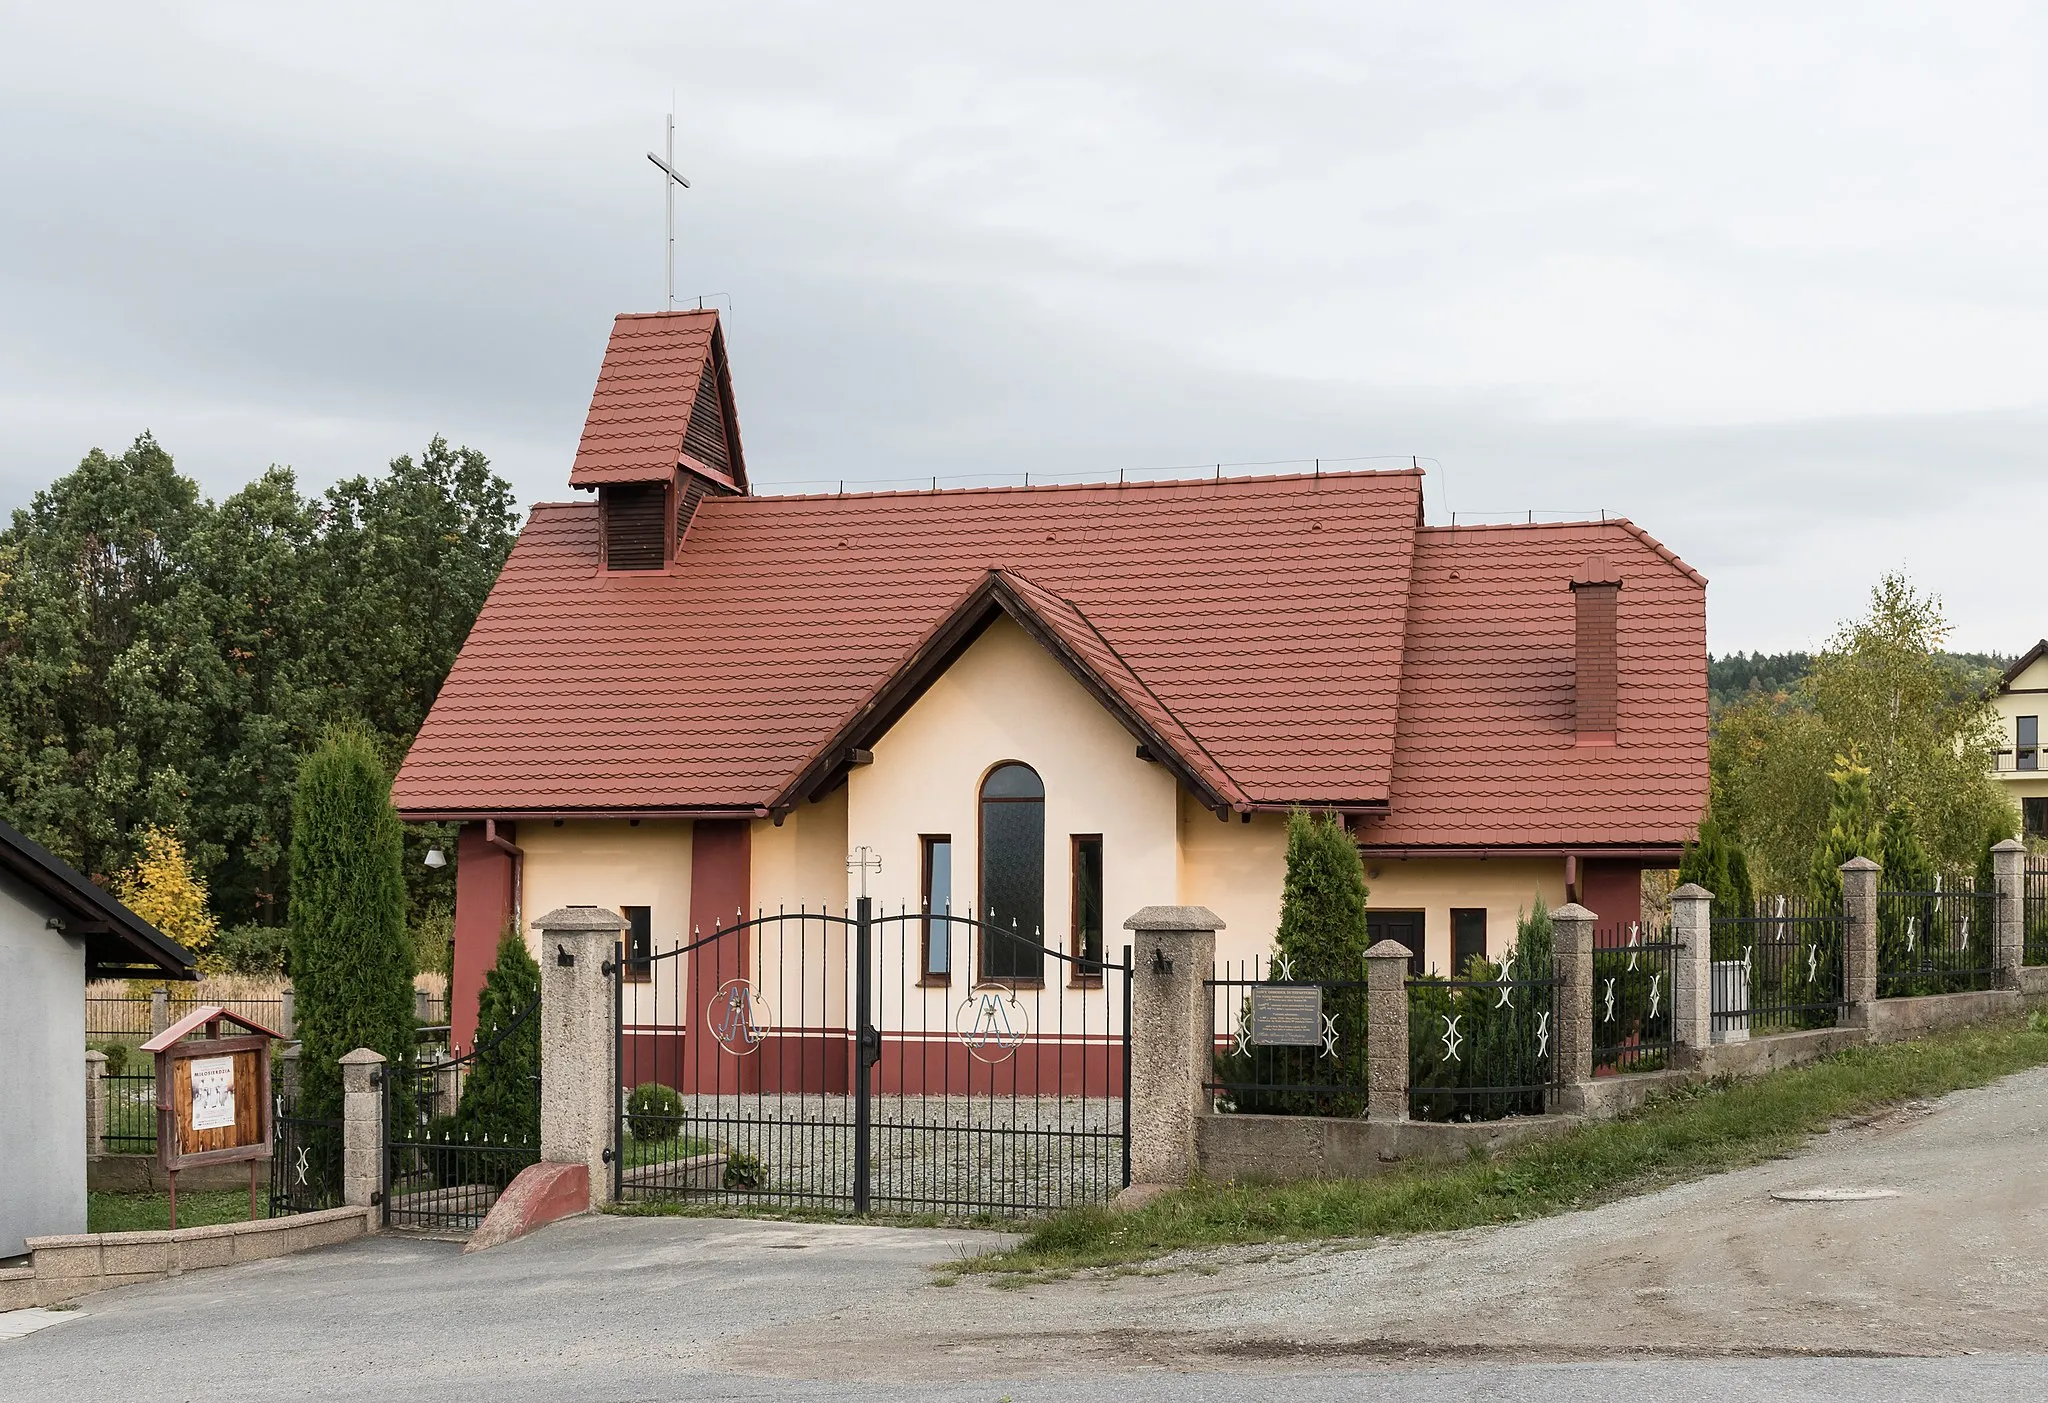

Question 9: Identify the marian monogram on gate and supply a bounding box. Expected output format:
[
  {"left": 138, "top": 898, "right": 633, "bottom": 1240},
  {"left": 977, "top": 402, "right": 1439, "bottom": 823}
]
[
  {"left": 707, "top": 979, "right": 774, "bottom": 1055},
  {"left": 955, "top": 990, "right": 1031, "bottom": 1062}
]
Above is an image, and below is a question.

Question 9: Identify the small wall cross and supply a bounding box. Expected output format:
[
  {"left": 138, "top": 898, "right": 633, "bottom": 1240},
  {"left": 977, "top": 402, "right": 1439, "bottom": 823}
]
[{"left": 847, "top": 846, "right": 882, "bottom": 899}]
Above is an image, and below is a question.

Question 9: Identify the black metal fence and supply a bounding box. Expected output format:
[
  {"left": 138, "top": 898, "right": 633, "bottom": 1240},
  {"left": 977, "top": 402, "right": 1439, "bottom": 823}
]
[
  {"left": 383, "top": 996, "right": 541, "bottom": 1233},
  {"left": 269, "top": 1094, "right": 343, "bottom": 1217},
  {"left": 103, "top": 1071, "right": 158, "bottom": 1152},
  {"left": 1593, "top": 922, "right": 1678, "bottom": 1075},
  {"left": 1709, "top": 896, "right": 1845, "bottom": 1035},
  {"left": 616, "top": 902, "right": 1131, "bottom": 1218},
  {"left": 1877, "top": 886, "right": 1996, "bottom": 997},
  {"left": 1205, "top": 958, "right": 1369, "bottom": 1116},
  {"left": 2025, "top": 861, "right": 2048, "bottom": 967},
  {"left": 1407, "top": 963, "right": 1557, "bottom": 1122}
]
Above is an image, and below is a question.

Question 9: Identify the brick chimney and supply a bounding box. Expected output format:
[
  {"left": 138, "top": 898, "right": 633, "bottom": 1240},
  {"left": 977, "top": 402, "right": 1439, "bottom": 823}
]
[{"left": 1569, "top": 553, "right": 1622, "bottom": 746}]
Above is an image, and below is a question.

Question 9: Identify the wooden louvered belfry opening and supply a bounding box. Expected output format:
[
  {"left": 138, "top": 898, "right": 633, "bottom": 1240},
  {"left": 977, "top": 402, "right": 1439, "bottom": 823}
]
[
  {"left": 603, "top": 482, "right": 668, "bottom": 571},
  {"left": 682, "top": 344, "right": 733, "bottom": 477}
]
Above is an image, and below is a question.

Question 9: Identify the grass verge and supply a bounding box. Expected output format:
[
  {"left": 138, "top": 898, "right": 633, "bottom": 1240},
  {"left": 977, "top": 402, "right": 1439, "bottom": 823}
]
[
  {"left": 87, "top": 1190, "right": 271, "bottom": 1233},
  {"left": 964, "top": 1014, "right": 2048, "bottom": 1276}
]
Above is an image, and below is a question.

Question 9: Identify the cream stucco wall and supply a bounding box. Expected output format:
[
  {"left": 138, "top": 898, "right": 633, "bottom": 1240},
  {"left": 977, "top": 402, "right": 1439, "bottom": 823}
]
[
  {"left": 750, "top": 787, "right": 852, "bottom": 1026},
  {"left": 1359, "top": 856, "right": 1569, "bottom": 975},
  {"left": 1994, "top": 655, "right": 2048, "bottom": 832},
  {"left": 519, "top": 818, "right": 692, "bottom": 1026},
  {"left": 1177, "top": 796, "right": 1286, "bottom": 969},
  {"left": 841, "top": 616, "right": 1178, "bottom": 1030}
]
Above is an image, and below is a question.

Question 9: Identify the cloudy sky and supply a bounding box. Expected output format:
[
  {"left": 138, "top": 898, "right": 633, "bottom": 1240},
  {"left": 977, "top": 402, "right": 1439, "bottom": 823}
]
[{"left": 2, "top": 2, "right": 2042, "bottom": 652}]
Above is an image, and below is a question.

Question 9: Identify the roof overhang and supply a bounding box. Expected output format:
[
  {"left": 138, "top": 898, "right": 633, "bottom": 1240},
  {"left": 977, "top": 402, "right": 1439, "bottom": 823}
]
[
  {"left": 1353, "top": 842, "right": 1686, "bottom": 862},
  {"left": 395, "top": 805, "right": 772, "bottom": 824},
  {"left": 2000, "top": 640, "right": 2048, "bottom": 691},
  {"left": 0, "top": 819, "right": 195, "bottom": 980}
]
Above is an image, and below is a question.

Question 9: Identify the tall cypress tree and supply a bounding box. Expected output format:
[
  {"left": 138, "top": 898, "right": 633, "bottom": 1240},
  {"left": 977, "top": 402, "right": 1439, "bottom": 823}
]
[
  {"left": 1274, "top": 808, "right": 1372, "bottom": 981},
  {"left": 453, "top": 924, "right": 542, "bottom": 1150},
  {"left": 1273, "top": 809, "right": 1372, "bottom": 1112},
  {"left": 288, "top": 724, "right": 414, "bottom": 1120}
]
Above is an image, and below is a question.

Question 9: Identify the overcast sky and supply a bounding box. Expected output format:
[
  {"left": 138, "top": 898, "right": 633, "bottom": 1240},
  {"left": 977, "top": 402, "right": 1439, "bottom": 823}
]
[{"left": 2, "top": 2, "right": 2042, "bottom": 652}]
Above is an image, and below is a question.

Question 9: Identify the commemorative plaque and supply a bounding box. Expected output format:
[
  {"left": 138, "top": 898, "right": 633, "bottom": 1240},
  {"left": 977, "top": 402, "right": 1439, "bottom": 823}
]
[{"left": 1248, "top": 984, "right": 1323, "bottom": 1046}]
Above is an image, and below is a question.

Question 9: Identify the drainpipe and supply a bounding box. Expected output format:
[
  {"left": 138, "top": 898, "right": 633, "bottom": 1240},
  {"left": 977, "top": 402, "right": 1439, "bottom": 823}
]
[{"left": 485, "top": 819, "right": 524, "bottom": 934}]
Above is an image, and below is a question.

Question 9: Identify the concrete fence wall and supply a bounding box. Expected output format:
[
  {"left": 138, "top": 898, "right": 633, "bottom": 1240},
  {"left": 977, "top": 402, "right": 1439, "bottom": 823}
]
[{"left": 1134, "top": 848, "right": 2046, "bottom": 1188}]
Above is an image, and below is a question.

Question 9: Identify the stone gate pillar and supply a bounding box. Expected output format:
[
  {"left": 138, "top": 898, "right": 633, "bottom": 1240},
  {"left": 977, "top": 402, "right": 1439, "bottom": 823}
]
[
  {"left": 1841, "top": 857, "right": 1880, "bottom": 1021},
  {"left": 1123, "top": 906, "right": 1223, "bottom": 1187},
  {"left": 1550, "top": 902, "right": 1597, "bottom": 1111},
  {"left": 1993, "top": 838, "right": 2026, "bottom": 989},
  {"left": 340, "top": 1047, "right": 386, "bottom": 1210},
  {"left": 1669, "top": 883, "right": 1714, "bottom": 1061},
  {"left": 534, "top": 906, "right": 626, "bottom": 1209},
  {"left": 1363, "top": 940, "right": 1412, "bottom": 1122}
]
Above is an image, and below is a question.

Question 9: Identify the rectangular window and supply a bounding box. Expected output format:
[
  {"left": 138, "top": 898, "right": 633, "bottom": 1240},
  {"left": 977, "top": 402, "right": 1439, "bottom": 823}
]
[
  {"left": 921, "top": 836, "right": 952, "bottom": 982},
  {"left": 622, "top": 905, "right": 652, "bottom": 981},
  {"left": 1070, "top": 835, "right": 1104, "bottom": 982},
  {"left": 1451, "top": 908, "right": 1488, "bottom": 975},
  {"left": 2026, "top": 798, "right": 2048, "bottom": 839},
  {"left": 1366, "top": 909, "right": 1427, "bottom": 977},
  {"left": 2020, "top": 715, "right": 2039, "bottom": 772}
]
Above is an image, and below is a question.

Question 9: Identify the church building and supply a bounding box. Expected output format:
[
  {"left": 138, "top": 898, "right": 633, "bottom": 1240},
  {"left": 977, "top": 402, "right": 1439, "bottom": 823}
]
[{"left": 393, "top": 311, "right": 1709, "bottom": 1049}]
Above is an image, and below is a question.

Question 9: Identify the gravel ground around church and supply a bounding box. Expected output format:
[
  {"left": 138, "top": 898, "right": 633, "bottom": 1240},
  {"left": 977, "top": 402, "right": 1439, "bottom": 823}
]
[{"left": 9, "top": 1067, "right": 2048, "bottom": 1400}]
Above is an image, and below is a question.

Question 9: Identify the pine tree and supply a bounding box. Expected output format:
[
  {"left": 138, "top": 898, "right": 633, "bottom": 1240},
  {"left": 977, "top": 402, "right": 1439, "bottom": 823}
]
[
  {"left": 1679, "top": 813, "right": 1756, "bottom": 961},
  {"left": 287, "top": 724, "right": 414, "bottom": 1122},
  {"left": 116, "top": 825, "right": 220, "bottom": 975},
  {"left": 453, "top": 924, "right": 542, "bottom": 1154},
  {"left": 1877, "top": 803, "right": 1935, "bottom": 892},
  {"left": 1267, "top": 809, "right": 1372, "bottom": 1113},
  {"left": 1876, "top": 801, "right": 1936, "bottom": 993},
  {"left": 1809, "top": 755, "right": 1880, "bottom": 906}
]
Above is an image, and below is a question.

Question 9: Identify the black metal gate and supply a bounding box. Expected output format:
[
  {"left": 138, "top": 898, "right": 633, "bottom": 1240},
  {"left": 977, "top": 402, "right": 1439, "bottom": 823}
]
[
  {"left": 269, "top": 1094, "right": 343, "bottom": 1217},
  {"left": 383, "top": 997, "right": 541, "bottom": 1233},
  {"left": 613, "top": 899, "right": 1130, "bottom": 1217}
]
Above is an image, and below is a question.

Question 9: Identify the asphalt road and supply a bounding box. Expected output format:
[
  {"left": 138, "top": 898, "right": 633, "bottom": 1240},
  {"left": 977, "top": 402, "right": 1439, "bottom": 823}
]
[{"left": 10, "top": 1066, "right": 2048, "bottom": 1401}]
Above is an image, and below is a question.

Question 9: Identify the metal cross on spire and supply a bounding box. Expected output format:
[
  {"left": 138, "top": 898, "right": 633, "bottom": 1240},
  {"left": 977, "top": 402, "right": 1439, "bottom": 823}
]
[
  {"left": 646, "top": 112, "right": 691, "bottom": 311},
  {"left": 847, "top": 846, "right": 882, "bottom": 899}
]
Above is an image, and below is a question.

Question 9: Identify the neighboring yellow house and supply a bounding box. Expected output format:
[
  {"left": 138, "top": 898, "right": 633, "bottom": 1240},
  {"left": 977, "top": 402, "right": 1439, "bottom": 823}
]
[
  {"left": 1992, "top": 641, "right": 2048, "bottom": 840},
  {"left": 394, "top": 310, "right": 1710, "bottom": 1063}
]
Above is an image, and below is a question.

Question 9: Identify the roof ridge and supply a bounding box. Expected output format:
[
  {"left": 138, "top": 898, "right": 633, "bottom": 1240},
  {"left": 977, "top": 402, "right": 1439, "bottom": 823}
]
[
  {"left": 1418, "top": 517, "right": 1706, "bottom": 588},
  {"left": 741, "top": 465, "right": 1423, "bottom": 504}
]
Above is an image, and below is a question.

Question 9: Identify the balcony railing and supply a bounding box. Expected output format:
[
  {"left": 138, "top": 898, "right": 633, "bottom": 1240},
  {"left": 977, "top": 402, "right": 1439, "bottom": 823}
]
[{"left": 1993, "top": 748, "right": 2042, "bottom": 774}]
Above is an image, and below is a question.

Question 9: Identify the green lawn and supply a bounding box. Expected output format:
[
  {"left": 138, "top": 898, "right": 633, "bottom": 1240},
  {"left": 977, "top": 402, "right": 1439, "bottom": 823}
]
[
  {"left": 619, "top": 1133, "right": 717, "bottom": 1169},
  {"left": 963, "top": 1013, "right": 2048, "bottom": 1277},
  {"left": 87, "top": 1190, "right": 272, "bottom": 1233}
]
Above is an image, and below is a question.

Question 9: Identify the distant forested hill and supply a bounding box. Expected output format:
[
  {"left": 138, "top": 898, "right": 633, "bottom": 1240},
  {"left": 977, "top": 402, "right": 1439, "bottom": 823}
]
[{"left": 1709, "top": 650, "right": 2011, "bottom": 713}]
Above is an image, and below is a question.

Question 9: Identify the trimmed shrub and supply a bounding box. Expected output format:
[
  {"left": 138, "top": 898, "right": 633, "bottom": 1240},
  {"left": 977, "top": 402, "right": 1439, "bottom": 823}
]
[
  {"left": 626, "top": 1083, "right": 685, "bottom": 1144},
  {"left": 287, "top": 724, "right": 415, "bottom": 1123},
  {"left": 92, "top": 1041, "right": 131, "bottom": 1077}
]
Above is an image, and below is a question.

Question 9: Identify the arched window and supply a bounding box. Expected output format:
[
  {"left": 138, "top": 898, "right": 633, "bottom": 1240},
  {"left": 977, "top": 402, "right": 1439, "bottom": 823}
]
[{"left": 979, "top": 762, "right": 1044, "bottom": 980}]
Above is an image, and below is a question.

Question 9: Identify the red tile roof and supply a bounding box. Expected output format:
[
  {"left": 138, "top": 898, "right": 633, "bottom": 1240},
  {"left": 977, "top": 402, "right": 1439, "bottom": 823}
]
[
  {"left": 1354, "top": 521, "right": 1708, "bottom": 852},
  {"left": 568, "top": 311, "right": 741, "bottom": 488},
  {"left": 392, "top": 470, "right": 1429, "bottom": 817},
  {"left": 773, "top": 567, "right": 1250, "bottom": 813}
]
